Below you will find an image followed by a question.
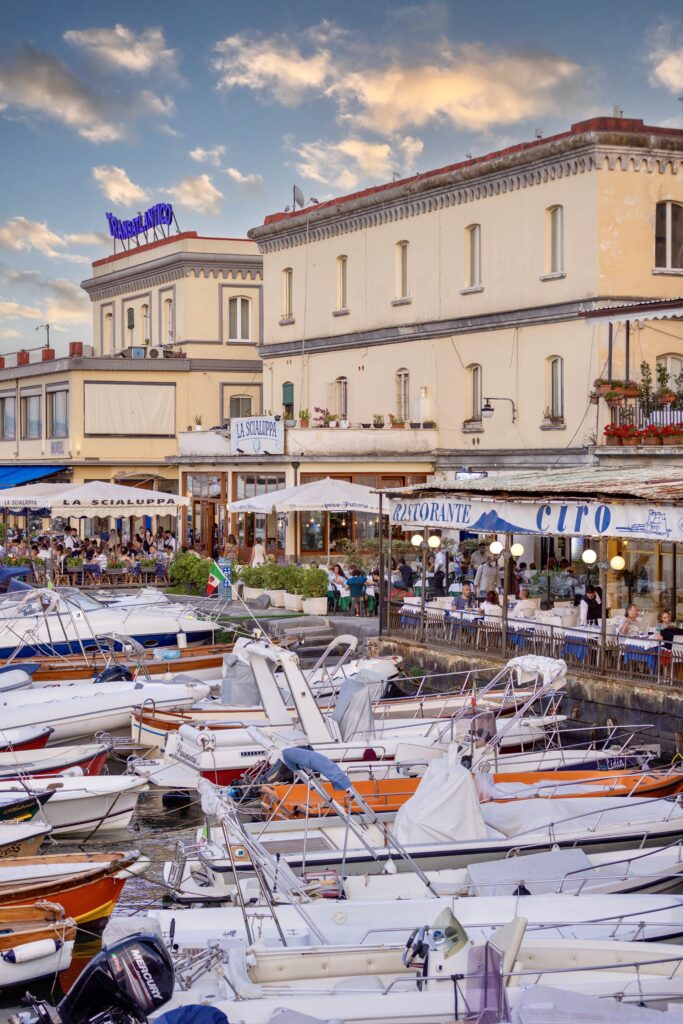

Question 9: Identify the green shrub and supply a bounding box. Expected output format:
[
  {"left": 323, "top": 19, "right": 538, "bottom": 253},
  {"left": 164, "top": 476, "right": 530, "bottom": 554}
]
[
  {"left": 301, "top": 567, "right": 329, "bottom": 599},
  {"left": 282, "top": 564, "right": 305, "bottom": 595},
  {"left": 238, "top": 565, "right": 267, "bottom": 588},
  {"left": 262, "top": 562, "right": 284, "bottom": 590},
  {"left": 190, "top": 559, "right": 212, "bottom": 591},
  {"left": 169, "top": 552, "right": 202, "bottom": 586},
  {"left": 66, "top": 557, "right": 83, "bottom": 568}
]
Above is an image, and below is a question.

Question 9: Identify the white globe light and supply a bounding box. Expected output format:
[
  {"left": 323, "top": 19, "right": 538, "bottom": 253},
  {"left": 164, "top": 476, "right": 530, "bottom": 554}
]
[
  {"left": 428, "top": 535, "right": 441, "bottom": 549},
  {"left": 610, "top": 555, "right": 626, "bottom": 571},
  {"left": 581, "top": 549, "right": 597, "bottom": 565},
  {"left": 411, "top": 534, "right": 423, "bottom": 547},
  {"left": 489, "top": 541, "right": 503, "bottom": 555},
  {"left": 510, "top": 543, "right": 524, "bottom": 558}
]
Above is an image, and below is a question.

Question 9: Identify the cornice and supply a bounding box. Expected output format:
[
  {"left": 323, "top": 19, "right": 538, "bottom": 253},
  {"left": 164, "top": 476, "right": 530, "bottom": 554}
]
[
  {"left": 252, "top": 142, "right": 683, "bottom": 255},
  {"left": 81, "top": 251, "right": 263, "bottom": 301}
]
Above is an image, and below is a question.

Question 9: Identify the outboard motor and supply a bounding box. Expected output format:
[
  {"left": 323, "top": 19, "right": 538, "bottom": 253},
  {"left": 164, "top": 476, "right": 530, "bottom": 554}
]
[
  {"left": 93, "top": 665, "right": 134, "bottom": 684},
  {"left": 16, "top": 934, "right": 173, "bottom": 1024}
]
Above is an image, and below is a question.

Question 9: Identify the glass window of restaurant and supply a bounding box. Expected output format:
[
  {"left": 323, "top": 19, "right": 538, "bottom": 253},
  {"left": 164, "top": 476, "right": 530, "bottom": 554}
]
[
  {"left": 600, "top": 539, "right": 683, "bottom": 618},
  {"left": 184, "top": 473, "right": 226, "bottom": 554},
  {"left": 233, "top": 473, "right": 286, "bottom": 556}
]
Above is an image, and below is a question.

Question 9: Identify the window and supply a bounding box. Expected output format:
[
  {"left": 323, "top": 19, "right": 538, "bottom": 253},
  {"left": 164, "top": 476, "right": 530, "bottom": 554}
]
[
  {"left": 163, "top": 297, "right": 174, "bottom": 343},
  {"left": 547, "top": 205, "right": 564, "bottom": 274},
  {"left": 47, "top": 390, "right": 69, "bottom": 438},
  {"left": 0, "top": 396, "right": 15, "bottom": 441},
  {"left": 548, "top": 356, "right": 564, "bottom": 419},
  {"left": 335, "top": 376, "right": 348, "bottom": 420},
  {"left": 336, "top": 255, "right": 348, "bottom": 310},
  {"left": 103, "top": 312, "right": 113, "bottom": 354},
  {"left": 282, "top": 268, "right": 293, "bottom": 319},
  {"left": 465, "top": 225, "right": 481, "bottom": 288},
  {"left": 126, "top": 307, "right": 134, "bottom": 332},
  {"left": 283, "top": 382, "right": 294, "bottom": 419},
  {"left": 20, "top": 394, "right": 41, "bottom": 439},
  {"left": 141, "top": 303, "right": 150, "bottom": 343},
  {"left": 469, "top": 364, "right": 482, "bottom": 420},
  {"left": 657, "top": 353, "right": 683, "bottom": 390},
  {"left": 228, "top": 297, "right": 251, "bottom": 341},
  {"left": 655, "top": 202, "right": 683, "bottom": 270},
  {"left": 229, "top": 395, "right": 252, "bottom": 419},
  {"left": 395, "top": 242, "right": 409, "bottom": 299},
  {"left": 396, "top": 368, "right": 410, "bottom": 420}
]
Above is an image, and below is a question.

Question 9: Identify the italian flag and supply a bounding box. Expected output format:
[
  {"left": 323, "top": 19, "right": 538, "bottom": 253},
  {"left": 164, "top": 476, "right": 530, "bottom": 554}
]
[{"left": 207, "top": 561, "right": 226, "bottom": 596}]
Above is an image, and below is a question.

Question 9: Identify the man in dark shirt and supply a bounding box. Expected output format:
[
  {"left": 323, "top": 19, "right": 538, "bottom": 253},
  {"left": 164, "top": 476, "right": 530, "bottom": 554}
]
[{"left": 347, "top": 566, "right": 367, "bottom": 616}]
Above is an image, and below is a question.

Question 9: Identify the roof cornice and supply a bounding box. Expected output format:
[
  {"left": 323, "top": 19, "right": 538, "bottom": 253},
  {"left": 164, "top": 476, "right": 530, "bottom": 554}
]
[{"left": 81, "top": 251, "right": 262, "bottom": 301}]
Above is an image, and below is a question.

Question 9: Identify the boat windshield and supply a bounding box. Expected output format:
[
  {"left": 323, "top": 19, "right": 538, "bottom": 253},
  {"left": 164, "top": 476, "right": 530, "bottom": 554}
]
[{"left": 59, "top": 589, "right": 105, "bottom": 612}]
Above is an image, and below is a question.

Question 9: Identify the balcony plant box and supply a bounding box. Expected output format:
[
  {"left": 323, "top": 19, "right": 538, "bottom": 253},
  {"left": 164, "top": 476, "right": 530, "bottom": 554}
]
[
  {"left": 603, "top": 424, "right": 621, "bottom": 446},
  {"left": 301, "top": 567, "right": 329, "bottom": 615},
  {"left": 611, "top": 425, "right": 639, "bottom": 446},
  {"left": 640, "top": 425, "right": 662, "bottom": 446},
  {"left": 594, "top": 379, "right": 618, "bottom": 397},
  {"left": 661, "top": 425, "right": 683, "bottom": 446},
  {"left": 657, "top": 390, "right": 676, "bottom": 407},
  {"left": 284, "top": 591, "right": 304, "bottom": 611},
  {"left": 410, "top": 421, "right": 421, "bottom": 429},
  {"left": 622, "top": 382, "right": 641, "bottom": 398},
  {"left": 361, "top": 423, "right": 371, "bottom": 429}
]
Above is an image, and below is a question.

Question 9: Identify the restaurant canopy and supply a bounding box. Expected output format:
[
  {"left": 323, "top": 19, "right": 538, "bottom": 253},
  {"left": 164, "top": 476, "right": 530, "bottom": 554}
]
[
  {"left": 382, "top": 466, "right": 683, "bottom": 543},
  {"left": 229, "top": 477, "right": 380, "bottom": 514},
  {"left": 0, "top": 480, "right": 188, "bottom": 517}
]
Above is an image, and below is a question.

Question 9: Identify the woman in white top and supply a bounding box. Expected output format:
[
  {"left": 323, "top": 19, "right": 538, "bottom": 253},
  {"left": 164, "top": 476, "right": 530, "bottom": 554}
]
[
  {"left": 250, "top": 537, "right": 266, "bottom": 566},
  {"left": 482, "top": 589, "right": 503, "bottom": 617}
]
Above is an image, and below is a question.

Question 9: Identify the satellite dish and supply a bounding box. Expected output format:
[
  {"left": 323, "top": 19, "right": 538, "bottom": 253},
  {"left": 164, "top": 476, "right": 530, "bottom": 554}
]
[
  {"left": 293, "top": 185, "right": 305, "bottom": 209},
  {"left": 432, "top": 908, "right": 469, "bottom": 960}
]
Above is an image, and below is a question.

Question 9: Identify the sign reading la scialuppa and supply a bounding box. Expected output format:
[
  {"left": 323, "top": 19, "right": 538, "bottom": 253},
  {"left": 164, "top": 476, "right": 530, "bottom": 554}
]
[
  {"left": 106, "top": 203, "right": 174, "bottom": 242},
  {"left": 388, "top": 495, "right": 683, "bottom": 543},
  {"left": 230, "top": 416, "right": 284, "bottom": 456}
]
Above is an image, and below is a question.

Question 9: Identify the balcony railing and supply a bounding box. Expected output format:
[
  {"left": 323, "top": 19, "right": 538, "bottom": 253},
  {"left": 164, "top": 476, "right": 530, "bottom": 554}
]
[{"left": 603, "top": 397, "right": 683, "bottom": 447}]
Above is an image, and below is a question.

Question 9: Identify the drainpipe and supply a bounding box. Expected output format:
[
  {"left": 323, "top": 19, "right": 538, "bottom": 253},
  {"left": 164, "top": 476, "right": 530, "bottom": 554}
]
[
  {"left": 378, "top": 491, "right": 385, "bottom": 636},
  {"left": 625, "top": 320, "right": 630, "bottom": 382},
  {"left": 291, "top": 460, "right": 300, "bottom": 563}
]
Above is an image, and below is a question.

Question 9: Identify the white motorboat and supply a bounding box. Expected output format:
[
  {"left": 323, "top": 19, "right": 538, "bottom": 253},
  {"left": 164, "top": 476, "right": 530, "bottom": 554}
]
[
  {"left": 0, "top": 776, "right": 148, "bottom": 836},
  {"left": 0, "top": 678, "right": 210, "bottom": 742}
]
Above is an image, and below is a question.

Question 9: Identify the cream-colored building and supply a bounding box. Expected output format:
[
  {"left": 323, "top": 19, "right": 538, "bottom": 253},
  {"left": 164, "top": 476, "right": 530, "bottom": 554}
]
[{"left": 216, "top": 114, "right": 683, "bottom": 559}]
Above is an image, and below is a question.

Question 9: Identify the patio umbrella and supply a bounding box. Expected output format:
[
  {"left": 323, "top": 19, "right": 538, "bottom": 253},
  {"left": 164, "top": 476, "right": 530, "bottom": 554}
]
[{"left": 0, "top": 480, "right": 188, "bottom": 516}]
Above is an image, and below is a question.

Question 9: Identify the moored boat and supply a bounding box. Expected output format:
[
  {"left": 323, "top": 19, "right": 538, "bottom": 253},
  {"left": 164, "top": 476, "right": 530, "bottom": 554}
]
[{"left": 0, "top": 902, "right": 76, "bottom": 988}]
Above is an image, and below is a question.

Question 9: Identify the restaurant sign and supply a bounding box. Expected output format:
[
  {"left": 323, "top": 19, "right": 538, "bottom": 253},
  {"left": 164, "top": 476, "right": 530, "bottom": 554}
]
[
  {"left": 230, "top": 416, "right": 284, "bottom": 456},
  {"left": 106, "top": 203, "right": 174, "bottom": 242},
  {"left": 388, "top": 496, "right": 683, "bottom": 542}
]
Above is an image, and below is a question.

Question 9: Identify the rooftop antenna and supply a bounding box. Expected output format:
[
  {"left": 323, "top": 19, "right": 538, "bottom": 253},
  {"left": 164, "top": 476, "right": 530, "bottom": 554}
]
[
  {"left": 612, "top": 105, "right": 624, "bottom": 118},
  {"left": 35, "top": 323, "right": 50, "bottom": 347},
  {"left": 465, "top": 152, "right": 472, "bottom": 160},
  {"left": 293, "top": 185, "right": 305, "bottom": 210},
  {"left": 535, "top": 128, "right": 543, "bottom": 139},
  {"left": 679, "top": 95, "right": 683, "bottom": 124},
  {"left": 392, "top": 171, "right": 400, "bottom": 181}
]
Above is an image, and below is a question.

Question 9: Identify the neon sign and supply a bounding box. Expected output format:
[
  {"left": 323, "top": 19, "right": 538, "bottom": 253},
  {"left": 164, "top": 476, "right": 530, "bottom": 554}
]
[{"left": 106, "top": 203, "right": 174, "bottom": 242}]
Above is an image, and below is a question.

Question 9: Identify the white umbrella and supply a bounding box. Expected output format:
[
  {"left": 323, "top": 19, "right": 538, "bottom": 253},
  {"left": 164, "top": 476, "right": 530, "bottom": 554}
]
[{"left": 0, "top": 480, "right": 188, "bottom": 516}]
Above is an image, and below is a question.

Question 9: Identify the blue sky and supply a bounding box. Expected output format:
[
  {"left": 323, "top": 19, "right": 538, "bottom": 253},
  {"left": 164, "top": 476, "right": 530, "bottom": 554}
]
[{"left": 2, "top": 0, "right": 683, "bottom": 351}]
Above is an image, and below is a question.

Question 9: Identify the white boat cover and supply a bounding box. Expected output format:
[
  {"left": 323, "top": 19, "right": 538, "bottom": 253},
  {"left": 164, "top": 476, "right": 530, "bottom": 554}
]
[
  {"left": 220, "top": 653, "right": 261, "bottom": 705},
  {"left": 482, "top": 796, "right": 683, "bottom": 839},
  {"left": 394, "top": 758, "right": 488, "bottom": 845},
  {"left": 465, "top": 848, "right": 595, "bottom": 896},
  {"left": 512, "top": 984, "right": 683, "bottom": 1022},
  {"left": 329, "top": 679, "right": 374, "bottom": 741},
  {"left": 506, "top": 655, "right": 567, "bottom": 689}
]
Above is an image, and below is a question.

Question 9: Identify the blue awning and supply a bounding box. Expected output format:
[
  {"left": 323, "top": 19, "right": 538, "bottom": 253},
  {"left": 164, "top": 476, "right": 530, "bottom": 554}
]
[{"left": 0, "top": 466, "right": 66, "bottom": 489}]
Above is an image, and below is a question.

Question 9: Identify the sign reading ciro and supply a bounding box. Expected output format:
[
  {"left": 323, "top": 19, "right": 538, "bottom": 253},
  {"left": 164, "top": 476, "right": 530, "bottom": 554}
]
[{"left": 230, "top": 416, "right": 284, "bottom": 456}]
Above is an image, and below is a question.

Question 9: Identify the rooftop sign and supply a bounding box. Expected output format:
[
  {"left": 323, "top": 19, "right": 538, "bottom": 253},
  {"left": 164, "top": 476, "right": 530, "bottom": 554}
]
[{"left": 106, "top": 203, "right": 174, "bottom": 242}]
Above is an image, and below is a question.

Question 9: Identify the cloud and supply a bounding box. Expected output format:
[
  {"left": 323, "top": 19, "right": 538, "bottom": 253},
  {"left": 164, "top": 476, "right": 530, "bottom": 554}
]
[
  {"left": 225, "top": 166, "right": 264, "bottom": 189},
  {"left": 65, "top": 231, "right": 109, "bottom": 246},
  {"left": 0, "top": 329, "right": 20, "bottom": 339},
  {"left": 648, "top": 22, "right": 683, "bottom": 91},
  {"left": 0, "top": 299, "right": 42, "bottom": 320},
  {"left": 63, "top": 24, "right": 178, "bottom": 75},
  {"left": 0, "top": 46, "right": 124, "bottom": 141},
  {"left": 92, "top": 165, "right": 149, "bottom": 205},
  {"left": 165, "top": 174, "right": 222, "bottom": 214},
  {"left": 189, "top": 145, "right": 226, "bottom": 167},
  {"left": 291, "top": 135, "right": 423, "bottom": 190},
  {"left": 212, "top": 23, "right": 581, "bottom": 135},
  {"left": 43, "top": 279, "right": 90, "bottom": 323},
  {"left": 0, "top": 217, "right": 104, "bottom": 263}
]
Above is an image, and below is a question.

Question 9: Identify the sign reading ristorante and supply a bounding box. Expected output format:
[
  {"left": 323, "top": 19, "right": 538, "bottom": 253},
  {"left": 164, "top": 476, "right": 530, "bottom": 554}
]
[{"left": 106, "top": 203, "right": 174, "bottom": 242}]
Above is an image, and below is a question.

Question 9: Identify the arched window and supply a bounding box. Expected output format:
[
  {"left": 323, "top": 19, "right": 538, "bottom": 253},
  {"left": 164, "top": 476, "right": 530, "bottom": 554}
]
[
  {"left": 336, "top": 255, "right": 348, "bottom": 310},
  {"left": 395, "top": 241, "right": 409, "bottom": 299},
  {"left": 282, "top": 268, "right": 293, "bottom": 319},
  {"left": 657, "top": 353, "right": 683, "bottom": 390},
  {"left": 469, "top": 363, "right": 482, "bottom": 420},
  {"left": 655, "top": 202, "right": 683, "bottom": 270},
  {"left": 228, "top": 296, "right": 251, "bottom": 341},
  {"left": 547, "top": 205, "right": 564, "bottom": 274},
  {"left": 126, "top": 307, "right": 134, "bottom": 344},
  {"left": 547, "top": 356, "right": 564, "bottom": 419},
  {"left": 335, "top": 376, "right": 349, "bottom": 420},
  {"left": 163, "top": 297, "right": 174, "bottom": 343},
  {"left": 141, "top": 303, "right": 150, "bottom": 343},
  {"left": 396, "top": 368, "right": 410, "bottom": 420},
  {"left": 103, "top": 311, "right": 113, "bottom": 354},
  {"left": 465, "top": 225, "right": 481, "bottom": 288}
]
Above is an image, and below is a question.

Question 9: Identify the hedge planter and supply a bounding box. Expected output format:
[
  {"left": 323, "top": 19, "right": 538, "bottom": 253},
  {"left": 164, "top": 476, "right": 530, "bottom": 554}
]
[
  {"left": 267, "top": 588, "right": 285, "bottom": 607},
  {"left": 284, "top": 592, "right": 304, "bottom": 612},
  {"left": 642, "top": 436, "right": 663, "bottom": 447},
  {"left": 605, "top": 436, "right": 622, "bottom": 446},
  {"left": 244, "top": 586, "right": 266, "bottom": 600},
  {"left": 302, "top": 597, "right": 328, "bottom": 615}
]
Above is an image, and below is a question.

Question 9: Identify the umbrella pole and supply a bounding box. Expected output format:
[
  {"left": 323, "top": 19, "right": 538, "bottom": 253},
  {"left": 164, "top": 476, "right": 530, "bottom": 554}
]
[
  {"left": 378, "top": 492, "right": 385, "bottom": 635},
  {"left": 326, "top": 512, "right": 330, "bottom": 565}
]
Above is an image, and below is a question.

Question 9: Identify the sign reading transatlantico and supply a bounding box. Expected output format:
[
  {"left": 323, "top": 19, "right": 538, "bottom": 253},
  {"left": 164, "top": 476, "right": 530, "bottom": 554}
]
[
  {"left": 106, "top": 203, "right": 174, "bottom": 242},
  {"left": 388, "top": 495, "right": 683, "bottom": 543}
]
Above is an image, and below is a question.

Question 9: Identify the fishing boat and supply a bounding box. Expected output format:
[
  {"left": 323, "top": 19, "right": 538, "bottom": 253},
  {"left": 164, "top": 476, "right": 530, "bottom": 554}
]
[
  {"left": 0, "top": 725, "right": 54, "bottom": 751},
  {"left": 0, "top": 789, "right": 52, "bottom": 823},
  {"left": 0, "top": 743, "right": 110, "bottom": 779},
  {"left": 0, "top": 851, "right": 148, "bottom": 925},
  {"left": 0, "top": 776, "right": 148, "bottom": 836},
  {"left": 0, "top": 819, "right": 51, "bottom": 858},
  {"left": 0, "top": 902, "right": 76, "bottom": 988}
]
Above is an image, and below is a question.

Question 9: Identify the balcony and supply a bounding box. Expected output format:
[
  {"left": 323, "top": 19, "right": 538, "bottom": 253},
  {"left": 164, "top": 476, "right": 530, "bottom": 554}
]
[
  {"left": 599, "top": 395, "right": 683, "bottom": 452},
  {"left": 176, "top": 425, "right": 438, "bottom": 461}
]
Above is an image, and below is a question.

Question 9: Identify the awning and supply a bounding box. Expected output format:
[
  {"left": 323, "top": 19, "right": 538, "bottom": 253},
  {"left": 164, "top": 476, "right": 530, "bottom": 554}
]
[
  {"left": 0, "top": 466, "right": 66, "bottom": 489},
  {"left": 0, "top": 480, "right": 189, "bottom": 516}
]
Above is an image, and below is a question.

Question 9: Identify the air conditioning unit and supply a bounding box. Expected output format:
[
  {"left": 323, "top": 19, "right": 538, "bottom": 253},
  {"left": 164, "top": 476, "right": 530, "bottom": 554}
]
[
  {"left": 148, "top": 347, "right": 162, "bottom": 359},
  {"left": 129, "top": 346, "right": 146, "bottom": 359}
]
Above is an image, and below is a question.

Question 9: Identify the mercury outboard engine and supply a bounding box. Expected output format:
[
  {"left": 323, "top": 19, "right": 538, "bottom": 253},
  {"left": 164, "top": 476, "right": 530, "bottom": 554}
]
[
  {"left": 93, "top": 665, "right": 134, "bottom": 684},
  {"left": 16, "top": 934, "right": 173, "bottom": 1024}
]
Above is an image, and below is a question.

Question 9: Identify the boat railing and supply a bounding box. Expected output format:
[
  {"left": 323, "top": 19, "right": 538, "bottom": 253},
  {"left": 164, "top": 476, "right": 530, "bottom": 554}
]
[
  {"left": 166, "top": 839, "right": 206, "bottom": 890},
  {"left": 556, "top": 837, "right": 683, "bottom": 893}
]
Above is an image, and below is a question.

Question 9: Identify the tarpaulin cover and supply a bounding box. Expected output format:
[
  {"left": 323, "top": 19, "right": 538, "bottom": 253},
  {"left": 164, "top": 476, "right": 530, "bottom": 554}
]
[
  {"left": 481, "top": 795, "right": 683, "bottom": 839},
  {"left": 512, "top": 984, "right": 683, "bottom": 1022},
  {"left": 281, "top": 746, "right": 351, "bottom": 791},
  {"left": 394, "top": 758, "right": 488, "bottom": 845},
  {"left": 329, "top": 678, "right": 374, "bottom": 741},
  {"left": 0, "top": 466, "right": 65, "bottom": 489},
  {"left": 156, "top": 1007, "right": 229, "bottom": 1024}
]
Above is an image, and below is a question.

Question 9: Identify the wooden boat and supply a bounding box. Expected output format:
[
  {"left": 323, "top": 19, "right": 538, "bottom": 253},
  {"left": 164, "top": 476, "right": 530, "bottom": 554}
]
[
  {"left": 0, "top": 789, "right": 52, "bottom": 823},
  {"left": 0, "top": 725, "right": 54, "bottom": 752},
  {"left": 0, "top": 820, "right": 51, "bottom": 857},
  {"left": 261, "top": 767, "right": 683, "bottom": 818},
  {"left": 14, "top": 642, "right": 233, "bottom": 684},
  {"left": 0, "top": 851, "right": 146, "bottom": 925},
  {"left": 0, "top": 902, "right": 76, "bottom": 987},
  {"left": 0, "top": 743, "right": 110, "bottom": 780}
]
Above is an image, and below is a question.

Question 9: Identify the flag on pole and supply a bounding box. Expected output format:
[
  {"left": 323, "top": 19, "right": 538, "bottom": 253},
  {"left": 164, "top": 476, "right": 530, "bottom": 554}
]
[{"left": 206, "top": 560, "right": 227, "bottom": 596}]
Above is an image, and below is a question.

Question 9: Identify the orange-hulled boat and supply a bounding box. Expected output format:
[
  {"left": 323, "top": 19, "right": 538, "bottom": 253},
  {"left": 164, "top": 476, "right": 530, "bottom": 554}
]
[
  {"left": 261, "top": 768, "right": 683, "bottom": 819},
  {"left": 0, "top": 852, "right": 144, "bottom": 926}
]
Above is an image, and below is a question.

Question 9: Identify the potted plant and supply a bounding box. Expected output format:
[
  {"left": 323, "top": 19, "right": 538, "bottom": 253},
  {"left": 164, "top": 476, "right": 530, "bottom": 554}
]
[
  {"left": 640, "top": 424, "right": 663, "bottom": 447},
  {"left": 410, "top": 419, "right": 421, "bottom": 428},
  {"left": 622, "top": 380, "right": 641, "bottom": 399},
  {"left": 194, "top": 414, "right": 203, "bottom": 431},
  {"left": 262, "top": 561, "right": 285, "bottom": 606},
  {"left": 589, "top": 392, "right": 599, "bottom": 406},
  {"left": 284, "top": 415, "right": 297, "bottom": 427},
  {"left": 301, "top": 567, "right": 330, "bottom": 615},
  {"left": 656, "top": 361, "right": 676, "bottom": 406},
  {"left": 619, "top": 424, "right": 640, "bottom": 446},
  {"left": 594, "top": 378, "right": 617, "bottom": 397},
  {"left": 314, "top": 406, "right": 331, "bottom": 428},
  {"left": 423, "top": 419, "right": 437, "bottom": 428},
  {"left": 640, "top": 361, "right": 655, "bottom": 416},
  {"left": 603, "top": 423, "right": 622, "bottom": 446},
  {"left": 604, "top": 391, "right": 623, "bottom": 408},
  {"left": 241, "top": 565, "right": 267, "bottom": 600},
  {"left": 361, "top": 421, "right": 372, "bottom": 429},
  {"left": 339, "top": 418, "right": 350, "bottom": 428},
  {"left": 298, "top": 409, "right": 311, "bottom": 428},
  {"left": 186, "top": 425, "right": 193, "bottom": 431},
  {"left": 66, "top": 556, "right": 84, "bottom": 568},
  {"left": 661, "top": 423, "right": 683, "bottom": 447},
  {"left": 283, "top": 565, "right": 304, "bottom": 612},
  {"left": 389, "top": 414, "right": 405, "bottom": 429},
  {"left": 372, "top": 413, "right": 385, "bottom": 429},
  {"left": 329, "top": 413, "right": 340, "bottom": 428}
]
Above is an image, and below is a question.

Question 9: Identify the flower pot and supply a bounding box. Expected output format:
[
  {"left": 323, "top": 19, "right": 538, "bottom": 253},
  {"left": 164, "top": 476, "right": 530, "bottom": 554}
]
[
  {"left": 285, "top": 419, "right": 296, "bottom": 427},
  {"left": 267, "top": 588, "right": 285, "bottom": 607},
  {"left": 595, "top": 384, "right": 612, "bottom": 396},
  {"left": 339, "top": 420, "right": 349, "bottom": 429},
  {"left": 284, "top": 592, "right": 303, "bottom": 611},
  {"left": 391, "top": 423, "right": 405, "bottom": 429},
  {"left": 373, "top": 423, "right": 384, "bottom": 429},
  {"left": 622, "top": 387, "right": 641, "bottom": 398},
  {"left": 361, "top": 423, "right": 371, "bottom": 429},
  {"left": 605, "top": 436, "right": 622, "bottom": 446},
  {"left": 658, "top": 392, "right": 675, "bottom": 406},
  {"left": 244, "top": 586, "right": 266, "bottom": 600},
  {"left": 642, "top": 436, "right": 662, "bottom": 446},
  {"left": 665, "top": 436, "right": 683, "bottom": 446},
  {"left": 194, "top": 425, "right": 203, "bottom": 431},
  {"left": 300, "top": 420, "right": 310, "bottom": 428},
  {"left": 302, "top": 596, "right": 328, "bottom": 615},
  {"left": 621, "top": 438, "right": 639, "bottom": 446},
  {"left": 410, "top": 421, "right": 421, "bottom": 429}
]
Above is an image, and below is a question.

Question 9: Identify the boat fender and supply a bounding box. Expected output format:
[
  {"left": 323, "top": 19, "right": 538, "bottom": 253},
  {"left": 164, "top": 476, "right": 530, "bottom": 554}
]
[
  {"left": 2, "top": 938, "right": 61, "bottom": 963},
  {"left": 361, "top": 748, "right": 378, "bottom": 761},
  {"left": 63, "top": 767, "right": 85, "bottom": 777}
]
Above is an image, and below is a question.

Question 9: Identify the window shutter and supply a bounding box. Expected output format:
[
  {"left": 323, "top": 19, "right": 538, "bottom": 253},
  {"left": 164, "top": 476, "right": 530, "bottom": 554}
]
[
  {"left": 127, "top": 308, "right": 135, "bottom": 330},
  {"left": 282, "top": 382, "right": 294, "bottom": 407}
]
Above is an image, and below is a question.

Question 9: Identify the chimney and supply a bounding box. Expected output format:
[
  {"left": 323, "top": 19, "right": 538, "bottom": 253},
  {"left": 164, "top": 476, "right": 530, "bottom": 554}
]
[
  {"left": 69, "top": 341, "right": 83, "bottom": 357},
  {"left": 17, "top": 351, "right": 30, "bottom": 366},
  {"left": 42, "top": 348, "right": 55, "bottom": 362}
]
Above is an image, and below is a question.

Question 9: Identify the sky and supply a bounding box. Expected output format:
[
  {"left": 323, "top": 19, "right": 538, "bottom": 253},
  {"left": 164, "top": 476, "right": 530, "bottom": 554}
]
[{"left": 2, "top": 0, "right": 683, "bottom": 352}]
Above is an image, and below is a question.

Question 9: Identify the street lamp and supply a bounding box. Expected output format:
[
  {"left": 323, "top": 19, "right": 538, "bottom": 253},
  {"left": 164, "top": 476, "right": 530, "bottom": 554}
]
[
  {"left": 581, "top": 549, "right": 597, "bottom": 565},
  {"left": 610, "top": 555, "right": 626, "bottom": 572},
  {"left": 489, "top": 540, "right": 503, "bottom": 555},
  {"left": 481, "top": 397, "right": 517, "bottom": 422},
  {"left": 510, "top": 543, "right": 524, "bottom": 558}
]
